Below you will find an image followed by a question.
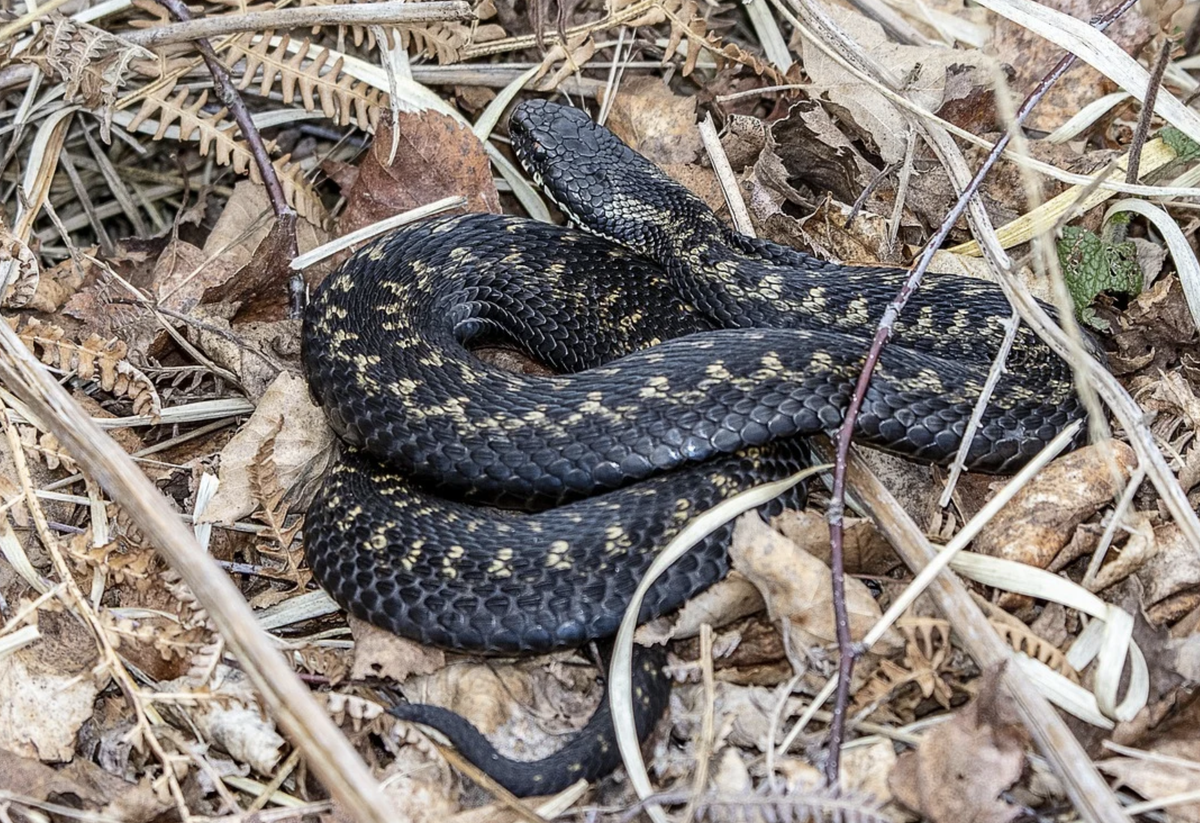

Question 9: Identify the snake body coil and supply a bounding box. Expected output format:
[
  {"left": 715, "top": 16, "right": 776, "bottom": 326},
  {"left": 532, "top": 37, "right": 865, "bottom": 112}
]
[{"left": 302, "top": 100, "right": 1087, "bottom": 795}]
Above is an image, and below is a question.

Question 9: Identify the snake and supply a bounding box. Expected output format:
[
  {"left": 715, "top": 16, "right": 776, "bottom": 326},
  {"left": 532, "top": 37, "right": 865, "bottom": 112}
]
[{"left": 301, "top": 99, "right": 1088, "bottom": 796}]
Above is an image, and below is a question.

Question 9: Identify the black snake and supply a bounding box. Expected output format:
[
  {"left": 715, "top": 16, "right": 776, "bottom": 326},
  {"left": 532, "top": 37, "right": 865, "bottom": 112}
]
[{"left": 301, "top": 99, "right": 1087, "bottom": 795}]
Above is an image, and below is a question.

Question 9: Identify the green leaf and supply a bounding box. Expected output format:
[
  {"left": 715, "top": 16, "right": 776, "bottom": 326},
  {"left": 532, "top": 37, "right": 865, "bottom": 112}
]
[
  {"left": 1056, "top": 225, "right": 1142, "bottom": 329},
  {"left": 1161, "top": 127, "right": 1200, "bottom": 163}
]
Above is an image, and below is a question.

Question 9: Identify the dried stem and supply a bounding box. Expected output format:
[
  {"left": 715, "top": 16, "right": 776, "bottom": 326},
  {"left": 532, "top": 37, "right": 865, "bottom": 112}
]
[
  {"left": 155, "top": 0, "right": 297, "bottom": 260},
  {"left": 0, "top": 323, "right": 396, "bottom": 822},
  {"left": 123, "top": 1, "right": 471, "bottom": 47},
  {"left": 1109, "top": 35, "right": 1173, "bottom": 245}
]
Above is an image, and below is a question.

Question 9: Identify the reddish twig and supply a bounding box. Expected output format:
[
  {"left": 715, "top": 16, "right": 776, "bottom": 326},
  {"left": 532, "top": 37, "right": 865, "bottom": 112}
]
[
  {"left": 1125, "top": 36, "right": 1174, "bottom": 186},
  {"left": 821, "top": 0, "right": 1139, "bottom": 783},
  {"left": 155, "top": 0, "right": 298, "bottom": 259}
]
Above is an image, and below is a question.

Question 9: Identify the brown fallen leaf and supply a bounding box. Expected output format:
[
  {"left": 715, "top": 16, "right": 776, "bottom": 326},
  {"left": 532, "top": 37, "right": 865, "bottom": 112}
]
[
  {"left": 770, "top": 509, "right": 894, "bottom": 578},
  {"left": 602, "top": 77, "right": 703, "bottom": 166},
  {"left": 1111, "top": 275, "right": 1199, "bottom": 378},
  {"left": 729, "top": 513, "right": 902, "bottom": 655},
  {"left": 0, "top": 225, "right": 41, "bottom": 309},
  {"left": 889, "top": 666, "right": 1029, "bottom": 823},
  {"left": 181, "top": 304, "right": 298, "bottom": 400},
  {"left": 1100, "top": 697, "right": 1200, "bottom": 823},
  {"left": 1138, "top": 524, "right": 1200, "bottom": 624},
  {"left": 840, "top": 738, "right": 897, "bottom": 803},
  {"left": 336, "top": 109, "right": 500, "bottom": 238},
  {"left": 0, "top": 746, "right": 107, "bottom": 805},
  {"left": 160, "top": 665, "right": 285, "bottom": 775},
  {"left": 800, "top": 5, "right": 998, "bottom": 165},
  {"left": 201, "top": 371, "right": 332, "bottom": 526},
  {"left": 973, "top": 441, "right": 1137, "bottom": 576},
  {"left": 765, "top": 100, "right": 880, "bottom": 211},
  {"left": 349, "top": 615, "right": 446, "bottom": 683},
  {"left": 639, "top": 573, "right": 765, "bottom": 645},
  {"left": 199, "top": 183, "right": 331, "bottom": 322},
  {"left": 27, "top": 255, "right": 85, "bottom": 314},
  {"left": 796, "top": 199, "right": 897, "bottom": 268}
]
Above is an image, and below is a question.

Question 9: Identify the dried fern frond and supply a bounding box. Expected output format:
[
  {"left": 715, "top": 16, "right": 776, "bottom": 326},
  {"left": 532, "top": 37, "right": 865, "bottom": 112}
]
[
  {"left": 646, "top": 783, "right": 892, "bottom": 823},
  {"left": 18, "top": 15, "right": 155, "bottom": 141},
  {"left": 994, "top": 621, "right": 1079, "bottom": 681},
  {"left": 248, "top": 417, "right": 309, "bottom": 588},
  {"left": 127, "top": 86, "right": 253, "bottom": 171},
  {"left": 17, "top": 426, "right": 78, "bottom": 472},
  {"left": 402, "top": 18, "right": 506, "bottom": 64},
  {"left": 659, "top": 0, "right": 785, "bottom": 80},
  {"left": 123, "top": 85, "right": 326, "bottom": 222},
  {"left": 0, "top": 227, "right": 40, "bottom": 309},
  {"left": 225, "top": 32, "right": 384, "bottom": 130},
  {"left": 535, "top": 35, "right": 598, "bottom": 87},
  {"left": 14, "top": 317, "right": 162, "bottom": 418}
]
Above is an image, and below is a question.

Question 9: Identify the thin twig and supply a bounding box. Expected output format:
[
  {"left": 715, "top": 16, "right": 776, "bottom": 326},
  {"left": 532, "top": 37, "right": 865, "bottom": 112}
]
[
  {"left": 155, "top": 0, "right": 297, "bottom": 255},
  {"left": 699, "top": 114, "right": 754, "bottom": 236},
  {"left": 1125, "top": 37, "right": 1174, "bottom": 186},
  {"left": 122, "top": 1, "right": 472, "bottom": 47},
  {"left": 812, "top": 0, "right": 1138, "bottom": 783},
  {"left": 938, "top": 311, "right": 1021, "bottom": 508},
  {"left": 822, "top": 439, "right": 1135, "bottom": 823},
  {"left": 1108, "top": 36, "right": 1174, "bottom": 247}
]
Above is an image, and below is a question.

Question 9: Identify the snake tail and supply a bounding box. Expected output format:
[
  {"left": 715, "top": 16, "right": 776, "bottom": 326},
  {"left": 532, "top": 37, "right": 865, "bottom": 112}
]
[{"left": 390, "top": 645, "right": 669, "bottom": 796}]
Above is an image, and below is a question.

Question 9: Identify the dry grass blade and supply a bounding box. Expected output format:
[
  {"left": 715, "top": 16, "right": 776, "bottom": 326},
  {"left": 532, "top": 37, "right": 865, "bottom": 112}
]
[
  {"left": 948, "top": 138, "right": 1180, "bottom": 256},
  {"left": 975, "top": 0, "right": 1200, "bottom": 142},
  {"left": 1102, "top": 199, "right": 1200, "bottom": 332},
  {"left": 611, "top": 465, "right": 825, "bottom": 823},
  {"left": 0, "top": 322, "right": 394, "bottom": 821}
]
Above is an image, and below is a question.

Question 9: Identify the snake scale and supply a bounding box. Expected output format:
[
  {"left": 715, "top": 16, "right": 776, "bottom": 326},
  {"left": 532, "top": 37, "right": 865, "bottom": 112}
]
[{"left": 302, "top": 99, "right": 1087, "bottom": 795}]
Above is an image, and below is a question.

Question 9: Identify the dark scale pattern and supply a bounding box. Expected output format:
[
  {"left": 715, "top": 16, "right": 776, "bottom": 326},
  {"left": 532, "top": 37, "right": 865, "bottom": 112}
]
[
  {"left": 302, "top": 100, "right": 1092, "bottom": 796},
  {"left": 305, "top": 443, "right": 807, "bottom": 653}
]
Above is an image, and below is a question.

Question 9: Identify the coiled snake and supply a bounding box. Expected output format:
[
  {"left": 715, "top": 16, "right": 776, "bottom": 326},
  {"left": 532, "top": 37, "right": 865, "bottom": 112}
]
[{"left": 302, "top": 99, "right": 1087, "bottom": 795}]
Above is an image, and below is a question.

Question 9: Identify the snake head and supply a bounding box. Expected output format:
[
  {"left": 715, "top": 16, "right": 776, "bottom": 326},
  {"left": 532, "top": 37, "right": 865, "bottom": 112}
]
[
  {"left": 510, "top": 99, "right": 729, "bottom": 263},
  {"left": 509, "top": 100, "right": 631, "bottom": 234}
]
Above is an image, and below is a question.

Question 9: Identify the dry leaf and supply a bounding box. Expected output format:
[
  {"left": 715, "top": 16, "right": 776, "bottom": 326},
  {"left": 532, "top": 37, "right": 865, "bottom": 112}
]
[
  {"left": 201, "top": 371, "right": 332, "bottom": 525},
  {"left": 0, "top": 612, "right": 101, "bottom": 762},
  {"left": 199, "top": 183, "right": 330, "bottom": 321},
  {"left": 890, "top": 667, "right": 1029, "bottom": 823},
  {"left": 729, "top": 513, "right": 902, "bottom": 655},
  {"left": 159, "top": 666, "right": 284, "bottom": 774},
  {"left": 337, "top": 110, "right": 500, "bottom": 238},
  {"left": 1138, "top": 524, "right": 1200, "bottom": 624},
  {"left": 840, "top": 738, "right": 896, "bottom": 802},
  {"left": 640, "top": 573, "right": 764, "bottom": 644},
  {"left": 0, "top": 747, "right": 108, "bottom": 806},
  {"left": 1100, "top": 700, "right": 1200, "bottom": 823},
  {"left": 602, "top": 77, "right": 703, "bottom": 165},
  {"left": 765, "top": 101, "right": 879, "bottom": 210},
  {"left": 0, "top": 225, "right": 40, "bottom": 309},
  {"left": 349, "top": 616, "right": 446, "bottom": 683},
  {"left": 801, "top": 5, "right": 997, "bottom": 165},
  {"left": 973, "top": 441, "right": 1137, "bottom": 573},
  {"left": 27, "top": 255, "right": 84, "bottom": 313},
  {"left": 770, "top": 509, "right": 894, "bottom": 577}
]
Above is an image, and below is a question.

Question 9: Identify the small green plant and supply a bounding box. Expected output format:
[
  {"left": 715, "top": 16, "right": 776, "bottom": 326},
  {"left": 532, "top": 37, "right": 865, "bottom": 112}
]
[{"left": 1056, "top": 222, "right": 1142, "bottom": 331}]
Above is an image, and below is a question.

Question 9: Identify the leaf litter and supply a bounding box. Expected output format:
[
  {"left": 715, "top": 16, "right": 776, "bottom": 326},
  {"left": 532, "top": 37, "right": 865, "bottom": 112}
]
[{"left": 2, "top": 0, "right": 1200, "bottom": 821}]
